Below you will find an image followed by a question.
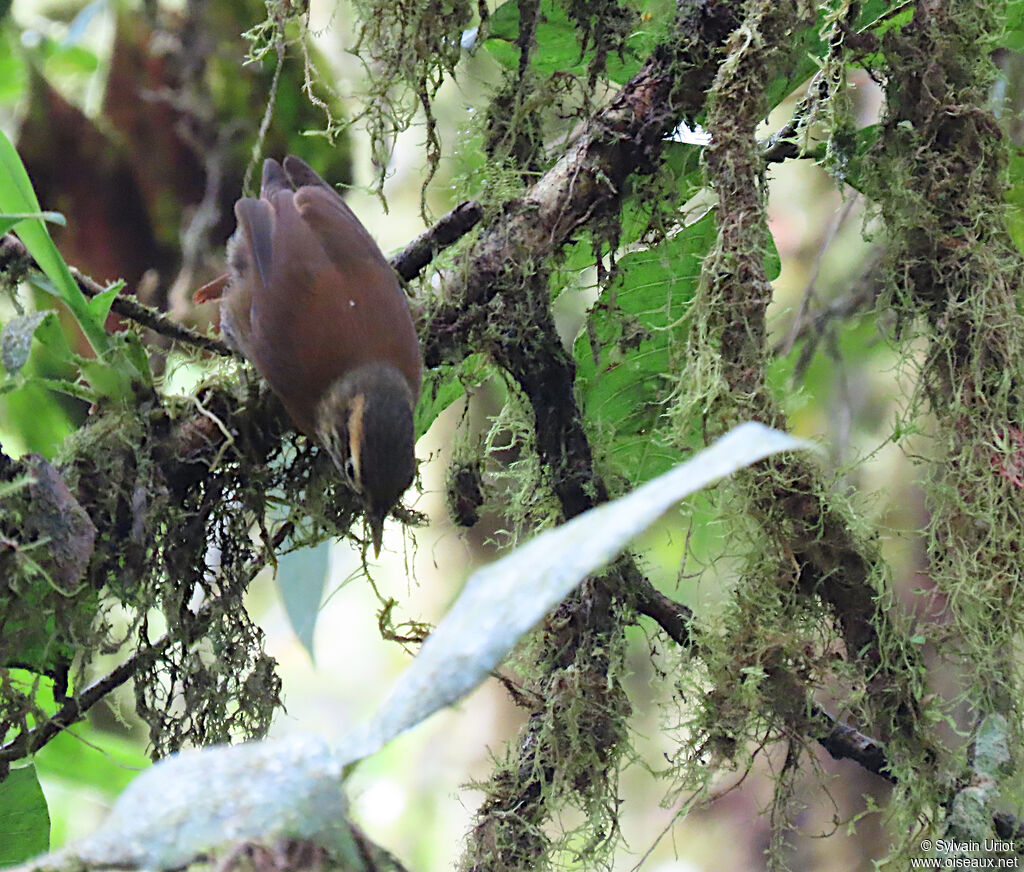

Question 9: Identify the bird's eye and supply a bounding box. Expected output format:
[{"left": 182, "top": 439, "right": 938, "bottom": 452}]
[{"left": 344, "top": 456, "right": 359, "bottom": 489}]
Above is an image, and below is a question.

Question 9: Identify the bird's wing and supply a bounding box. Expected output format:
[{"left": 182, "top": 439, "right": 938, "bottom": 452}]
[
  {"left": 293, "top": 186, "right": 393, "bottom": 276},
  {"left": 283, "top": 156, "right": 388, "bottom": 264},
  {"left": 217, "top": 197, "right": 275, "bottom": 359},
  {"left": 260, "top": 158, "right": 292, "bottom": 199},
  {"left": 282, "top": 156, "right": 337, "bottom": 197},
  {"left": 239, "top": 163, "right": 422, "bottom": 423},
  {"left": 233, "top": 198, "right": 274, "bottom": 290}
]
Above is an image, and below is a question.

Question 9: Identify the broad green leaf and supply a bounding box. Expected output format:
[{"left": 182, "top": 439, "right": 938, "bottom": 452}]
[
  {"left": 852, "top": 0, "right": 914, "bottom": 68},
  {"left": 1004, "top": 2, "right": 1024, "bottom": 52},
  {"left": 0, "top": 765, "right": 50, "bottom": 863},
  {"left": 20, "top": 374, "right": 98, "bottom": 403},
  {"left": 575, "top": 212, "right": 716, "bottom": 483},
  {"left": 276, "top": 542, "right": 331, "bottom": 661},
  {"left": 40, "top": 41, "right": 99, "bottom": 77},
  {"left": 116, "top": 330, "right": 154, "bottom": 389},
  {"left": 0, "top": 308, "right": 78, "bottom": 453},
  {"left": 763, "top": 21, "right": 822, "bottom": 113},
  {"left": 414, "top": 353, "right": 489, "bottom": 439},
  {"left": 34, "top": 726, "right": 149, "bottom": 796},
  {"left": 0, "top": 377, "right": 76, "bottom": 454},
  {"left": 23, "top": 308, "right": 75, "bottom": 369},
  {"left": 415, "top": 365, "right": 466, "bottom": 440},
  {"left": 617, "top": 141, "right": 704, "bottom": 247},
  {"left": 484, "top": 0, "right": 663, "bottom": 84},
  {"left": 859, "top": 1, "right": 915, "bottom": 39},
  {"left": 23, "top": 281, "right": 148, "bottom": 398},
  {"left": 77, "top": 355, "right": 132, "bottom": 401}
]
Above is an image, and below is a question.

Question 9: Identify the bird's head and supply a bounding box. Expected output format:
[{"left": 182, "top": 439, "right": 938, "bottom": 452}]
[{"left": 315, "top": 364, "right": 417, "bottom": 556}]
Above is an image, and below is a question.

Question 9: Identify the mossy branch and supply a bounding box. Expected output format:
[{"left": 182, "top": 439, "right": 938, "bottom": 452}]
[{"left": 866, "top": 0, "right": 1024, "bottom": 840}]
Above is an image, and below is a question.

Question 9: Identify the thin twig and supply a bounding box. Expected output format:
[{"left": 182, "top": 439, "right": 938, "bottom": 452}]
[
  {"left": 634, "top": 582, "right": 693, "bottom": 647},
  {"left": 3, "top": 188, "right": 483, "bottom": 362},
  {"left": 632, "top": 582, "right": 898, "bottom": 787},
  {"left": 0, "top": 232, "right": 233, "bottom": 357},
  {"left": 778, "top": 194, "right": 860, "bottom": 358},
  {"left": 390, "top": 200, "right": 483, "bottom": 281},
  {"left": 72, "top": 266, "right": 235, "bottom": 357},
  {"left": 810, "top": 704, "right": 895, "bottom": 783},
  {"left": 771, "top": 247, "right": 884, "bottom": 362}
]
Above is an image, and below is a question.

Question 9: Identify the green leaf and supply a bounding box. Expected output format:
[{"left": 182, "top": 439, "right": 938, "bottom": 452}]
[
  {"left": 1, "top": 311, "right": 53, "bottom": 374},
  {"left": 116, "top": 330, "right": 154, "bottom": 389},
  {"left": 86, "top": 280, "right": 124, "bottom": 324},
  {"left": 24, "top": 305, "right": 75, "bottom": 367},
  {"left": 859, "top": 1, "right": 915, "bottom": 39},
  {"left": 1003, "top": 4, "right": 1024, "bottom": 52},
  {"left": 0, "top": 764, "right": 50, "bottom": 863},
  {"left": 575, "top": 212, "right": 716, "bottom": 483},
  {"left": 764, "top": 222, "right": 781, "bottom": 282},
  {"left": 0, "top": 129, "right": 110, "bottom": 358},
  {"left": 0, "top": 376, "right": 76, "bottom": 454},
  {"left": 19, "top": 374, "right": 97, "bottom": 403},
  {"left": 764, "top": 27, "right": 822, "bottom": 113},
  {"left": 34, "top": 725, "right": 149, "bottom": 796},
  {"left": 616, "top": 141, "right": 704, "bottom": 247},
  {"left": 0, "top": 210, "right": 66, "bottom": 235},
  {"left": 77, "top": 354, "right": 133, "bottom": 401},
  {"left": 41, "top": 41, "right": 99, "bottom": 76},
  {"left": 276, "top": 542, "right": 331, "bottom": 661},
  {"left": 484, "top": 0, "right": 661, "bottom": 84},
  {"left": 22, "top": 282, "right": 149, "bottom": 397},
  {"left": 414, "top": 353, "right": 489, "bottom": 439}
]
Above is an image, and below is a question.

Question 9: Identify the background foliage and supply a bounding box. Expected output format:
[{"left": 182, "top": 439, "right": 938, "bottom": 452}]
[{"left": 1, "top": 0, "right": 1024, "bottom": 869}]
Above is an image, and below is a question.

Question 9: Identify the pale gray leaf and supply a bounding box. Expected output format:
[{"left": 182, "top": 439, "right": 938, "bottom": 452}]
[
  {"left": 1, "top": 311, "right": 51, "bottom": 374},
  {"left": 343, "top": 422, "right": 808, "bottom": 761},
  {"left": 44, "top": 734, "right": 356, "bottom": 870},
  {"left": 276, "top": 542, "right": 330, "bottom": 661}
]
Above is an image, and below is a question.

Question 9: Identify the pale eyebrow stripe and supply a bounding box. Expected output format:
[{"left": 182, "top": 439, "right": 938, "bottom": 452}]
[{"left": 348, "top": 392, "right": 366, "bottom": 485}]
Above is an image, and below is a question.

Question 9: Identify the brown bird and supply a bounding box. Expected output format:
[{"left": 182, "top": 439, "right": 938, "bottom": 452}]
[{"left": 196, "top": 156, "right": 421, "bottom": 555}]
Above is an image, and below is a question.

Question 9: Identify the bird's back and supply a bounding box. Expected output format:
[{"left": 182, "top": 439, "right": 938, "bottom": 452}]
[{"left": 226, "top": 159, "right": 422, "bottom": 433}]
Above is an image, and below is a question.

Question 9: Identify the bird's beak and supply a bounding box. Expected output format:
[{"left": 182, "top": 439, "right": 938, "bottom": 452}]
[{"left": 368, "top": 512, "right": 385, "bottom": 558}]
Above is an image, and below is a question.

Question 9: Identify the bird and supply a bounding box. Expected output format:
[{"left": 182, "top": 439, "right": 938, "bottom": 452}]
[{"left": 195, "top": 156, "right": 422, "bottom": 556}]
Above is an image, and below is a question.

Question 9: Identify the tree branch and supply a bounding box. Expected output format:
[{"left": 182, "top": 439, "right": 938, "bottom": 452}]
[
  {"left": 391, "top": 200, "right": 483, "bottom": 282},
  {"left": 423, "top": 5, "right": 739, "bottom": 369}
]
